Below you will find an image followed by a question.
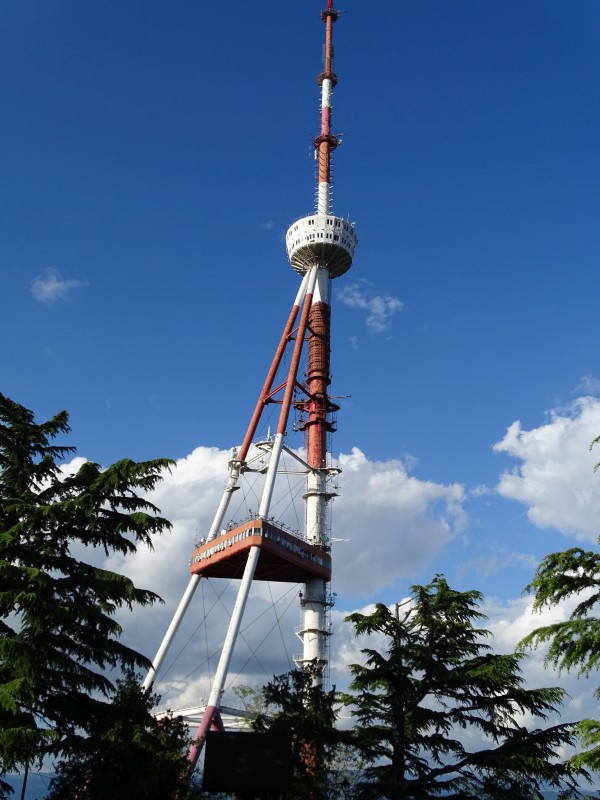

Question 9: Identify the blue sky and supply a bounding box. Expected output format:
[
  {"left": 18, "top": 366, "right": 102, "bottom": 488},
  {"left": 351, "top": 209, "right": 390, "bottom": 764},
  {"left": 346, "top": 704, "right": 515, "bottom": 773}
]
[{"left": 4, "top": 0, "right": 600, "bottom": 743}]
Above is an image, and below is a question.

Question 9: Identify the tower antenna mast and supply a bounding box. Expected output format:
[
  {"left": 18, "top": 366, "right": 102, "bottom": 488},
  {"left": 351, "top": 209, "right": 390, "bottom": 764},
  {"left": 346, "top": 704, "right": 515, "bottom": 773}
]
[
  {"left": 143, "top": 1, "right": 357, "bottom": 776},
  {"left": 315, "top": 0, "right": 340, "bottom": 217}
]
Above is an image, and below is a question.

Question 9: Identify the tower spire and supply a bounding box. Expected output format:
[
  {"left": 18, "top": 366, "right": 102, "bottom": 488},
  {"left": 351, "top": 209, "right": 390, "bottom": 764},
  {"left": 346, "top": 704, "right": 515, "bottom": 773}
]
[
  {"left": 285, "top": 3, "right": 356, "bottom": 278},
  {"left": 315, "top": 0, "right": 340, "bottom": 215}
]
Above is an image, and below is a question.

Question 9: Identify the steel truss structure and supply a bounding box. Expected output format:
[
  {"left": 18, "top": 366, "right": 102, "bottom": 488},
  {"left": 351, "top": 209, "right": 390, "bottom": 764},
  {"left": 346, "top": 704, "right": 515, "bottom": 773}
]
[{"left": 144, "top": 0, "right": 357, "bottom": 772}]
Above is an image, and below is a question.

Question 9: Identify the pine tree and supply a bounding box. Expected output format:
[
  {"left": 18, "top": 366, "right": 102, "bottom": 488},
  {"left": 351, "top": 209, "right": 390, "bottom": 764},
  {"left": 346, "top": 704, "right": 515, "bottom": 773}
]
[
  {"left": 46, "top": 675, "right": 190, "bottom": 800},
  {"left": 522, "top": 546, "right": 600, "bottom": 775},
  {"left": 252, "top": 663, "right": 339, "bottom": 800},
  {"left": 342, "top": 576, "right": 590, "bottom": 799},
  {"left": 0, "top": 394, "right": 174, "bottom": 791},
  {"left": 521, "top": 435, "right": 600, "bottom": 774}
]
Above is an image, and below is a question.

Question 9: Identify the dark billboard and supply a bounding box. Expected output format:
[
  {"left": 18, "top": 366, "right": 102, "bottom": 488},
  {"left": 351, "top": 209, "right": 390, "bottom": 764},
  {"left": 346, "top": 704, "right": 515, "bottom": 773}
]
[{"left": 203, "top": 731, "right": 292, "bottom": 793}]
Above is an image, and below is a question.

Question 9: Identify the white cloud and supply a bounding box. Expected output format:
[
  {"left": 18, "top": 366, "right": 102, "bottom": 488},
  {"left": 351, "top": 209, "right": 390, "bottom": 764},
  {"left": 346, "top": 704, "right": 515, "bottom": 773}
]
[
  {"left": 31, "top": 267, "right": 88, "bottom": 303},
  {"left": 59, "top": 456, "right": 89, "bottom": 478},
  {"left": 105, "top": 446, "right": 231, "bottom": 606},
  {"left": 64, "top": 431, "right": 597, "bottom": 739},
  {"left": 337, "top": 280, "right": 403, "bottom": 333},
  {"left": 456, "top": 549, "right": 538, "bottom": 580},
  {"left": 59, "top": 440, "right": 600, "bottom": 740},
  {"left": 483, "top": 593, "right": 599, "bottom": 730},
  {"left": 58, "top": 441, "right": 468, "bottom": 708},
  {"left": 263, "top": 220, "right": 275, "bottom": 231},
  {"left": 483, "top": 594, "right": 569, "bottom": 654},
  {"left": 493, "top": 397, "right": 600, "bottom": 541},
  {"left": 126, "top": 444, "right": 466, "bottom": 606},
  {"left": 471, "top": 484, "right": 492, "bottom": 497},
  {"left": 59, "top": 404, "right": 600, "bottom": 729},
  {"left": 333, "top": 448, "right": 466, "bottom": 597},
  {"left": 576, "top": 374, "right": 600, "bottom": 396}
]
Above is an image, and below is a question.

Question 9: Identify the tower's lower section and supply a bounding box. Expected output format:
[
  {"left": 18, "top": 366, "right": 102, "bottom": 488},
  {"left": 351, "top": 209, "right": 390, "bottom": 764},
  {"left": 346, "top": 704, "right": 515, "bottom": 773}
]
[{"left": 294, "top": 579, "right": 334, "bottom": 672}]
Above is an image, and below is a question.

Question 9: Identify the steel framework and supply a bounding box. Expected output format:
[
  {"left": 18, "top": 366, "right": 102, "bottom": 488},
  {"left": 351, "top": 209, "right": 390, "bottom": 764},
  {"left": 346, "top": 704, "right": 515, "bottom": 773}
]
[{"left": 144, "top": 0, "right": 357, "bottom": 773}]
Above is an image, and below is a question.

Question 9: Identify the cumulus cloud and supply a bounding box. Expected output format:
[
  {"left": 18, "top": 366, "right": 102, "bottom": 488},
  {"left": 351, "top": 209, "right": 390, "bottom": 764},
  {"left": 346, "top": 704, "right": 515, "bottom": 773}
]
[
  {"left": 493, "top": 397, "right": 600, "bottom": 541},
  {"left": 61, "top": 437, "right": 600, "bottom": 733},
  {"left": 60, "top": 441, "right": 468, "bottom": 710},
  {"left": 333, "top": 448, "right": 466, "bottom": 598},
  {"left": 118, "top": 444, "right": 467, "bottom": 609},
  {"left": 31, "top": 267, "right": 88, "bottom": 303},
  {"left": 105, "top": 446, "right": 231, "bottom": 607},
  {"left": 58, "top": 456, "right": 89, "bottom": 478},
  {"left": 60, "top": 401, "right": 600, "bottom": 724},
  {"left": 483, "top": 593, "right": 599, "bottom": 727},
  {"left": 337, "top": 280, "right": 403, "bottom": 333}
]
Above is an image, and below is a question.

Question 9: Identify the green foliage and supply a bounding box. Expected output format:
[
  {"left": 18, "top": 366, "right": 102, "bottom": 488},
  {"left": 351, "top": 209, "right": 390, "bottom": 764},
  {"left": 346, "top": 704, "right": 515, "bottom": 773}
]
[
  {"left": 522, "top": 548, "right": 600, "bottom": 677},
  {"left": 0, "top": 777, "right": 12, "bottom": 800},
  {"left": 251, "top": 663, "right": 340, "bottom": 800},
  {"left": 46, "top": 675, "right": 190, "bottom": 800},
  {"left": 519, "top": 435, "right": 600, "bottom": 774},
  {"left": 342, "top": 576, "right": 588, "bottom": 800},
  {"left": 521, "top": 531, "right": 600, "bottom": 771},
  {"left": 572, "top": 719, "right": 600, "bottom": 775},
  {"left": 232, "top": 683, "right": 267, "bottom": 720},
  {"left": 0, "top": 394, "right": 174, "bottom": 784}
]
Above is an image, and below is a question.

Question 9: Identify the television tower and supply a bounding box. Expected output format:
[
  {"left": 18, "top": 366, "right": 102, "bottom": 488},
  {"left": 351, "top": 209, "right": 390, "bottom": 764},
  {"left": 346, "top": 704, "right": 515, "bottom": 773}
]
[{"left": 144, "top": 0, "right": 357, "bottom": 770}]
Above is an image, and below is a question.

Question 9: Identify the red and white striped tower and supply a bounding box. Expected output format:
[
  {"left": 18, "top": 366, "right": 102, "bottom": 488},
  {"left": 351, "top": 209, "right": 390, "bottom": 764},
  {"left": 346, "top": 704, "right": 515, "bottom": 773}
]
[
  {"left": 144, "top": 0, "right": 357, "bottom": 771},
  {"left": 286, "top": 0, "right": 356, "bottom": 675}
]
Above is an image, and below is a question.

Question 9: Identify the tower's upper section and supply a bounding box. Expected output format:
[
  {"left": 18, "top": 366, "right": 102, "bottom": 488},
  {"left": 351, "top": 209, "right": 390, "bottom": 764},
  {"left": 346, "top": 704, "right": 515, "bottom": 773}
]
[
  {"left": 286, "top": 214, "right": 357, "bottom": 277},
  {"left": 286, "top": 1, "right": 357, "bottom": 278}
]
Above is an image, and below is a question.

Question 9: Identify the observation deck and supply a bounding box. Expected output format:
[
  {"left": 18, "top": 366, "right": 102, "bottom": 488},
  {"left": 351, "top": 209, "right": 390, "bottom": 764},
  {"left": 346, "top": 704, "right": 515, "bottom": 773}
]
[
  {"left": 286, "top": 214, "right": 357, "bottom": 278},
  {"left": 190, "top": 518, "right": 331, "bottom": 583}
]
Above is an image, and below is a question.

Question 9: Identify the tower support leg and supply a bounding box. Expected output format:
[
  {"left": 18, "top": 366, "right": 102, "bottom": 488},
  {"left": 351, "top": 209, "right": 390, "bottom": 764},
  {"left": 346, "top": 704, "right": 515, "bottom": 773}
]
[
  {"left": 143, "top": 457, "right": 243, "bottom": 689},
  {"left": 187, "top": 545, "right": 261, "bottom": 770},
  {"left": 142, "top": 574, "right": 200, "bottom": 691}
]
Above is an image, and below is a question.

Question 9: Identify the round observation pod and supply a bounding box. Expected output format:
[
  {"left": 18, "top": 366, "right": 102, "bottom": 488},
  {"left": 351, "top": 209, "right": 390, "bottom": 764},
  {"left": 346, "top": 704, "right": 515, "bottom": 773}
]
[{"left": 285, "top": 214, "right": 357, "bottom": 278}]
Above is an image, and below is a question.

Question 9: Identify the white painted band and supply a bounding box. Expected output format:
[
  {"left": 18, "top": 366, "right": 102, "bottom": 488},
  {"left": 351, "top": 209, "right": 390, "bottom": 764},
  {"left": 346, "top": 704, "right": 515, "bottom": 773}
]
[
  {"left": 294, "top": 269, "right": 311, "bottom": 308},
  {"left": 321, "top": 78, "right": 332, "bottom": 108},
  {"left": 317, "top": 182, "right": 330, "bottom": 215},
  {"left": 312, "top": 268, "right": 330, "bottom": 306}
]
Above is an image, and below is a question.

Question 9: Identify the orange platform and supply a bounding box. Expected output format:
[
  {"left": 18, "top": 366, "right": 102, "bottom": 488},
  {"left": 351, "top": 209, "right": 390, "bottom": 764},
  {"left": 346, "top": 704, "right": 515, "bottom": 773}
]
[{"left": 190, "top": 519, "right": 331, "bottom": 583}]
